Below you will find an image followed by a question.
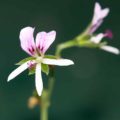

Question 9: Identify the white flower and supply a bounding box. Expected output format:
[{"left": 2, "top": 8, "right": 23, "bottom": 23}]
[{"left": 8, "top": 27, "right": 74, "bottom": 96}]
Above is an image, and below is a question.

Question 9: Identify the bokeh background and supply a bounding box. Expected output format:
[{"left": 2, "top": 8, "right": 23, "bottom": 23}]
[{"left": 0, "top": 0, "right": 120, "bottom": 120}]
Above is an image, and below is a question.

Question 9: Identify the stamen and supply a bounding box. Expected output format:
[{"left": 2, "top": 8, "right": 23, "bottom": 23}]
[
  {"left": 105, "top": 30, "right": 113, "bottom": 39},
  {"left": 27, "top": 61, "right": 36, "bottom": 69}
]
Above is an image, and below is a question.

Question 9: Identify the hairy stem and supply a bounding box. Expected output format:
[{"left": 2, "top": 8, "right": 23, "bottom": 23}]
[
  {"left": 48, "top": 66, "right": 55, "bottom": 100},
  {"left": 40, "top": 66, "right": 55, "bottom": 120},
  {"left": 40, "top": 102, "right": 48, "bottom": 120},
  {"left": 55, "top": 40, "right": 78, "bottom": 57},
  {"left": 40, "top": 90, "right": 49, "bottom": 120}
]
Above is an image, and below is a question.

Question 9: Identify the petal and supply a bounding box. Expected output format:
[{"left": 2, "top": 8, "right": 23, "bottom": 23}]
[
  {"left": 89, "top": 19, "right": 103, "bottom": 34},
  {"left": 101, "top": 8, "right": 110, "bottom": 18},
  {"left": 90, "top": 3, "right": 109, "bottom": 34},
  {"left": 7, "top": 61, "right": 29, "bottom": 82},
  {"left": 19, "top": 27, "right": 36, "bottom": 56},
  {"left": 94, "top": 2, "right": 101, "bottom": 14},
  {"left": 35, "top": 63, "right": 43, "bottom": 96},
  {"left": 36, "top": 32, "right": 47, "bottom": 52},
  {"left": 42, "top": 58, "right": 74, "bottom": 66},
  {"left": 42, "top": 31, "right": 56, "bottom": 54},
  {"left": 90, "top": 33, "right": 104, "bottom": 44},
  {"left": 101, "top": 45, "right": 120, "bottom": 55},
  {"left": 92, "top": 2, "right": 102, "bottom": 25},
  {"left": 94, "top": 2, "right": 109, "bottom": 21}
]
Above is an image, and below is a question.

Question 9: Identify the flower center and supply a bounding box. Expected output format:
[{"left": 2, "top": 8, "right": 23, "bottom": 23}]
[{"left": 36, "top": 56, "right": 43, "bottom": 63}]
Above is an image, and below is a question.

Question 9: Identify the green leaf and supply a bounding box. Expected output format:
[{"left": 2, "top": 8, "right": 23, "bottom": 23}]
[
  {"left": 16, "top": 57, "right": 36, "bottom": 65},
  {"left": 44, "top": 55, "right": 57, "bottom": 59},
  {"left": 41, "top": 63, "right": 49, "bottom": 75}
]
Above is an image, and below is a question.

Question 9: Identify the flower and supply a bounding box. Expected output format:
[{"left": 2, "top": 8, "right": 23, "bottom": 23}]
[
  {"left": 88, "top": 2, "right": 109, "bottom": 34},
  {"left": 7, "top": 27, "right": 74, "bottom": 96},
  {"left": 90, "top": 30, "right": 120, "bottom": 54}
]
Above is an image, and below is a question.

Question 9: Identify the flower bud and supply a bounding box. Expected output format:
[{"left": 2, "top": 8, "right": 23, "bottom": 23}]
[{"left": 28, "top": 96, "right": 39, "bottom": 109}]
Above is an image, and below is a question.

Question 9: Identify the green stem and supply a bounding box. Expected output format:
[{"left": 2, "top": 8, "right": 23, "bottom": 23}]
[
  {"left": 40, "top": 102, "right": 48, "bottom": 120},
  {"left": 40, "top": 66, "right": 55, "bottom": 120},
  {"left": 55, "top": 40, "right": 78, "bottom": 57},
  {"left": 40, "top": 90, "right": 49, "bottom": 120},
  {"left": 48, "top": 66, "right": 55, "bottom": 101}
]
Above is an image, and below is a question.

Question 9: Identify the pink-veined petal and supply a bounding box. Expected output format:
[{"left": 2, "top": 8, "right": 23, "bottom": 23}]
[
  {"left": 19, "top": 27, "right": 36, "bottom": 56},
  {"left": 36, "top": 32, "right": 46, "bottom": 53},
  {"left": 42, "top": 58, "right": 74, "bottom": 66},
  {"left": 89, "top": 20, "right": 103, "bottom": 34},
  {"left": 42, "top": 31, "right": 56, "bottom": 54},
  {"left": 100, "top": 45, "right": 120, "bottom": 55},
  {"left": 90, "top": 2, "right": 109, "bottom": 34},
  {"left": 92, "top": 2, "right": 101, "bottom": 25},
  {"left": 35, "top": 63, "right": 43, "bottom": 96},
  {"left": 7, "top": 61, "right": 29, "bottom": 82},
  {"left": 93, "top": 2, "right": 109, "bottom": 23}
]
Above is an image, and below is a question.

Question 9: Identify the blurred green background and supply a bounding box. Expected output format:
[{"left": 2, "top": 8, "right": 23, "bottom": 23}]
[{"left": 0, "top": 0, "right": 120, "bottom": 120}]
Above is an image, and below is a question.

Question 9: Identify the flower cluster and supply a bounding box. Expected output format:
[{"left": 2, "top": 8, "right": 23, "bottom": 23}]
[
  {"left": 7, "top": 27, "right": 74, "bottom": 96},
  {"left": 78, "top": 2, "right": 119, "bottom": 54},
  {"left": 89, "top": 2, "right": 119, "bottom": 54}
]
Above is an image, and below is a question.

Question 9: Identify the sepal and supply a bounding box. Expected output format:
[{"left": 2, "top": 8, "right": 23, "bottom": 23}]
[
  {"left": 44, "top": 55, "right": 57, "bottom": 59},
  {"left": 41, "top": 63, "right": 49, "bottom": 75},
  {"left": 28, "top": 67, "right": 35, "bottom": 75},
  {"left": 16, "top": 57, "right": 35, "bottom": 65}
]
